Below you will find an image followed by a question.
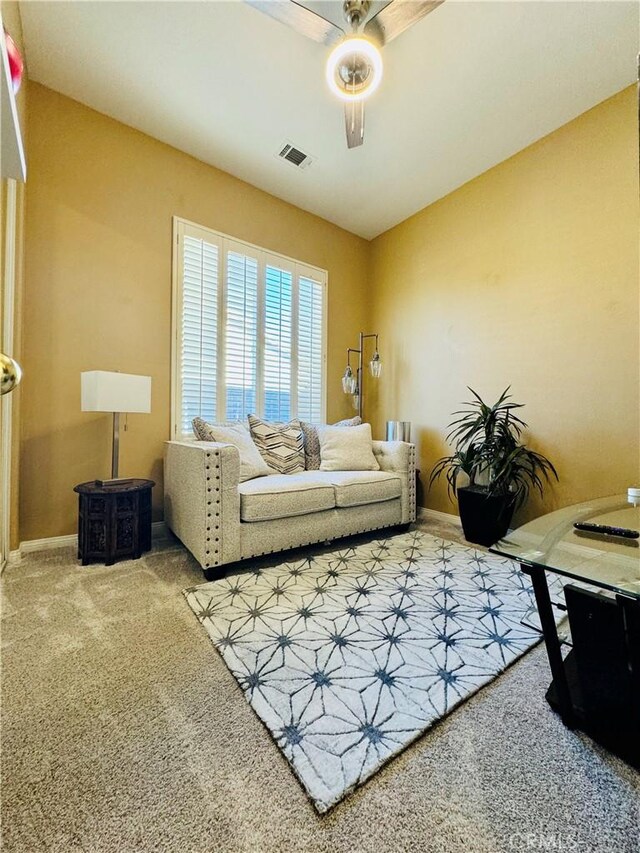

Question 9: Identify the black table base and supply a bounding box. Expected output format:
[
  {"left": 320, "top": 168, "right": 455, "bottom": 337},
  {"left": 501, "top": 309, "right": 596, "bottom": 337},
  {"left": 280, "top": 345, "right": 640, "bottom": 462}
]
[{"left": 523, "top": 562, "right": 640, "bottom": 769}]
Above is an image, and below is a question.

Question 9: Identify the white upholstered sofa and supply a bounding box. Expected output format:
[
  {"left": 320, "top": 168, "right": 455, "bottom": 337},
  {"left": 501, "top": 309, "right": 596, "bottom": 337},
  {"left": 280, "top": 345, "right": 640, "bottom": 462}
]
[{"left": 164, "top": 438, "right": 417, "bottom": 578}]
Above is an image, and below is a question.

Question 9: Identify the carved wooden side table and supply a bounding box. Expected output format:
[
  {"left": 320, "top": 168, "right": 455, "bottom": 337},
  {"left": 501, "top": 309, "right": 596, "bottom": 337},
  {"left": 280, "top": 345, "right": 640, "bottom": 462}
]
[{"left": 74, "top": 479, "right": 154, "bottom": 566}]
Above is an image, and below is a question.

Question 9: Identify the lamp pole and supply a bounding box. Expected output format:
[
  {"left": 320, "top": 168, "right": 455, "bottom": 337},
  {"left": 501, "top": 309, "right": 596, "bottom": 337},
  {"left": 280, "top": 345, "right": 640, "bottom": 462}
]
[
  {"left": 111, "top": 412, "right": 120, "bottom": 480},
  {"left": 357, "top": 332, "right": 364, "bottom": 420}
]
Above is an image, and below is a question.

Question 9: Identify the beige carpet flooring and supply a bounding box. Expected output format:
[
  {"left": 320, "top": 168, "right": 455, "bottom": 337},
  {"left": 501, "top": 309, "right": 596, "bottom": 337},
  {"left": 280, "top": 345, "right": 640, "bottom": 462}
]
[{"left": 1, "top": 521, "right": 639, "bottom": 853}]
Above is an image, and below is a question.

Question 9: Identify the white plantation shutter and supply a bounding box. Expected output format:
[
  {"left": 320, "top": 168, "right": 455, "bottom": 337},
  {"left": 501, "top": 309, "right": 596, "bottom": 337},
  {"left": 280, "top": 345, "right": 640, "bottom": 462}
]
[
  {"left": 225, "top": 246, "right": 259, "bottom": 420},
  {"left": 178, "top": 229, "right": 220, "bottom": 437},
  {"left": 173, "top": 219, "right": 326, "bottom": 439},
  {"left": 297, "top": 273, "right": 325, "bottom": 423},
  {"left": 264, "top": 258, "right": 293, "bottom": 421}
]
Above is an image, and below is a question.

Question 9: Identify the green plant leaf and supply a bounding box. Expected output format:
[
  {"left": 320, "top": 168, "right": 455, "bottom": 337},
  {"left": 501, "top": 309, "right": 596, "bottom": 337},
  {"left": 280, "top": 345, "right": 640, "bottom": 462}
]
[{"left": 429, "top": 387, "right": 558, "bottom": 509}]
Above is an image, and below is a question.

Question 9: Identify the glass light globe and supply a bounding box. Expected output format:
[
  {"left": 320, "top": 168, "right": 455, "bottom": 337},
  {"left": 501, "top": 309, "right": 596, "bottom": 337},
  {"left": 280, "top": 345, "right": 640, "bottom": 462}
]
[
  {"left": 342, "top": 365, "right": 356, "bottom": 394},
  {"left": 369, "top": 351, "right": 382, "bottom": 378},
  {"left": 326, "top": 37, "right": 383, "bottom": 102}
]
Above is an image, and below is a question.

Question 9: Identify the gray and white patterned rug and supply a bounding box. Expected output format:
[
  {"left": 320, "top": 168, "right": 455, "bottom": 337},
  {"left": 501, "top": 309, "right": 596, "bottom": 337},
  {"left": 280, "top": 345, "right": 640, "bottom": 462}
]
[{"left": 184, "top": 530, "right": 563, "bottom": 813}]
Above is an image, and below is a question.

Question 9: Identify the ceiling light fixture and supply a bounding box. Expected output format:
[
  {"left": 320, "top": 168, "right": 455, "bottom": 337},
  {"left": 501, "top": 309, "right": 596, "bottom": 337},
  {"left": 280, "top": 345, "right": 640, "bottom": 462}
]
[
  {"left": 326, "top": 36, "right": 383, "bottom": 102},
  {"left": 249, "top": 0, "right": 445, "bottom": 147}
]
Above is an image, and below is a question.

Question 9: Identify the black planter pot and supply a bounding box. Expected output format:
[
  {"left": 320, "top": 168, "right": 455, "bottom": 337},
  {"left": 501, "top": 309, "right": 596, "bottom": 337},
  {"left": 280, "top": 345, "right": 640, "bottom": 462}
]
[{"left": 457, "top": 486, "right": 516, "bottom": 547}]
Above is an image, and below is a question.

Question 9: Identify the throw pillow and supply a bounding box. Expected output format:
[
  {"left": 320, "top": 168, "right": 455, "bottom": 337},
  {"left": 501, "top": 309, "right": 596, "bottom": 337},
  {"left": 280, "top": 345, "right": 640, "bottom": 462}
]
[
  {"left": 191, "top": 418, "right": 270, "bottom": 482},
  {"left": 192, "top": 417, "right": 240, "bottom": 441},
  {"left": 247, "top": 415, "right": 305, "bottom": 475},
  {"left": 317, "top": 423, "right": 380, "bottom": 472},
  {"left": 301, "top": 416, "right": 362, "bottom": 470}
]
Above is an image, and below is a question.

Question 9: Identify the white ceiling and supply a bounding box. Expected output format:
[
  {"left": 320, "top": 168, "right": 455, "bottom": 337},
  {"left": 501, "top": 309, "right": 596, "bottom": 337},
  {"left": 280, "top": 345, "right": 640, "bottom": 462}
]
[{"left": 19, "top": 1, "right": 639, "bottom": 239}]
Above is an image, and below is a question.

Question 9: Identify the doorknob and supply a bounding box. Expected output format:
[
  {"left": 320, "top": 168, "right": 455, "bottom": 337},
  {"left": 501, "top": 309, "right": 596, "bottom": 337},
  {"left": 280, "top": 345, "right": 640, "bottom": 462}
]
[{"left": 0, "top": 352, "right": 22, "bottom": 395}]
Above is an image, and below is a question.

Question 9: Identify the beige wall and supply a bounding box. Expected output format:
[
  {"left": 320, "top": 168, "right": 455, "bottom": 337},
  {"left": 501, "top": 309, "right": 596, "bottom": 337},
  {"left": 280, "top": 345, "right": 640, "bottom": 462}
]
[
  {"left": 370, "top": 86, "right": 639, "bottom": 523},
  {"left": 21, "top": 83, "right": 370, "bottom": 541}
]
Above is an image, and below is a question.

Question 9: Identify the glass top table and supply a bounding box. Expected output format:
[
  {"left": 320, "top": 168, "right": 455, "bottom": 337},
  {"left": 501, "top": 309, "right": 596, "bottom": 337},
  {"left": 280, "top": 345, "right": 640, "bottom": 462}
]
[
  {"left": 490, "top": 494, "right": 640, "bottom": 599},
  {"left": 489, "top": 494, "right": 640, "bottom": 767}
]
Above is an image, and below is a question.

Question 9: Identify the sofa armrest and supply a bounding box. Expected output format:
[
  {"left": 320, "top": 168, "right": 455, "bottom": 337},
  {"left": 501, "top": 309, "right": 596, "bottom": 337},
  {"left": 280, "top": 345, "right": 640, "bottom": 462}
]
[
  {"left": 164, "top": 440, "right": 241, "bottom": 569},
  {"left": 372, "top": 440, "right": 417, "bottom": 524}
]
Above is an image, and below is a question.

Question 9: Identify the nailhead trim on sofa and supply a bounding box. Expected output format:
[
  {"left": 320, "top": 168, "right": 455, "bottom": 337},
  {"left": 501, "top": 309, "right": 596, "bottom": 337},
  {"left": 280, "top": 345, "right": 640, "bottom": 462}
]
[
  {"left": 408, "top": 444, "right": 417, "bottom": 523},
  {"left": 205, "top": 451, "right": 221, "bottom": 564},
  {"left": 229, "top": 519, "right": 401, "bottom": 563}
]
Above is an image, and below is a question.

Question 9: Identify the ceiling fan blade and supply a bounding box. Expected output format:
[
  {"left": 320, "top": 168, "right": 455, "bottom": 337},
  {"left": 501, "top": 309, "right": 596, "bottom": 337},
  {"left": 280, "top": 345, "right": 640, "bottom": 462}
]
[
  {"left": 245, "top": 1, "right": 344, "bottom": 46},
  {"left": 364, "top": 0, "right": 445, "bottom": 47},
  {"left": 345, "top": 101, "right": 365, "bottom": 149}
]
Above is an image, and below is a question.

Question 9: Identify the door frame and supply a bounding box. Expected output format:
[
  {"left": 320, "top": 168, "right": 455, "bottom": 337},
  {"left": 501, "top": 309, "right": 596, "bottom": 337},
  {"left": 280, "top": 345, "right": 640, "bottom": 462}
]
[{"left": 1, "top": 177, "right": 17, "bottom": 571}]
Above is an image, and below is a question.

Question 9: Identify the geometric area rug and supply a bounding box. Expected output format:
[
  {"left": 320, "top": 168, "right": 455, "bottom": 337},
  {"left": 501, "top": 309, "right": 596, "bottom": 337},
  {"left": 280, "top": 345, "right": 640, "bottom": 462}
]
[{"left": 183, "top": 530, "right": 564, "bottom": 813}]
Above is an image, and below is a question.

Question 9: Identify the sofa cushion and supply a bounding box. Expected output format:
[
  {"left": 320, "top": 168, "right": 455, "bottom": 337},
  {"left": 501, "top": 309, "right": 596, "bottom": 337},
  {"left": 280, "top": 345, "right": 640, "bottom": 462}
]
[
  {"left": 317, "top": 471, "right": 402, "bottom": 508},
  {"left": 238, "top": 473, "right": 336, "bottom": 523}
]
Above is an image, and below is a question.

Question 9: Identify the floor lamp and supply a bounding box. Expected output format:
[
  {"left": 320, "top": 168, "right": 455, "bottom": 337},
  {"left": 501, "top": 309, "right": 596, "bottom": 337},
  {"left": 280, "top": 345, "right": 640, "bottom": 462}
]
[{"left": 341, "top": 333, "right": 382, "bottom": 419}]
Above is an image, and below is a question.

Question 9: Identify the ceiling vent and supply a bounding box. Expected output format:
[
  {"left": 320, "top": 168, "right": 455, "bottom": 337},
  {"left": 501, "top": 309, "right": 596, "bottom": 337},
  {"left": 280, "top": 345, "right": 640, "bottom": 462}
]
[{"left": 276, "top": 142, "right": 314, "bottom": 170}]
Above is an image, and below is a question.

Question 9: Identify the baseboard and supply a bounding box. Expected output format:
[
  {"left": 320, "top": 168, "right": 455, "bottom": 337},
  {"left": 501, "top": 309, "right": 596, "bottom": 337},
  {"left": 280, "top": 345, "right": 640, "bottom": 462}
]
[
  {"left": 19, "top": 533, "right": 77, "bottom": 554},
  {"left": 151, "top": 521, "right": 170, "bottom": 540},
  {"left": 417, "top": 507, "right": 522, "bottom": 547},
  {"left": 12, "top": 521, "right": 169, "bottom": 560},
  {"left": 417, "top": 506, "right": 462, "bottom": 527}
]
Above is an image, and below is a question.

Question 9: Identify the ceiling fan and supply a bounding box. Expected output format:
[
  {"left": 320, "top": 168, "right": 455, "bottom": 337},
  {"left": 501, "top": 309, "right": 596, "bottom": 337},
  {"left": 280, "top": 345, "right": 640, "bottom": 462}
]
[{"left": 247, "top": 0, "right": 445, "bottom": 148}]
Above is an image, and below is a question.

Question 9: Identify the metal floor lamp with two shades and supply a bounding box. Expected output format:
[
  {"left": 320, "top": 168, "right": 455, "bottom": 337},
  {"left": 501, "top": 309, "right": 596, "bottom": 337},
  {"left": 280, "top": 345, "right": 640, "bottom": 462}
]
[{"left": 341, "top": 332, "right": 411, "bottom": 442}]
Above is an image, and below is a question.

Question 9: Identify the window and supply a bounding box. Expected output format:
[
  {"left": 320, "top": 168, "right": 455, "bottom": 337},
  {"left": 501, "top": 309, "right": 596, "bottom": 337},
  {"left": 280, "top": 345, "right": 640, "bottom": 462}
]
[{"left": 172, "top": 218, "right": 327, "bottom": 440}]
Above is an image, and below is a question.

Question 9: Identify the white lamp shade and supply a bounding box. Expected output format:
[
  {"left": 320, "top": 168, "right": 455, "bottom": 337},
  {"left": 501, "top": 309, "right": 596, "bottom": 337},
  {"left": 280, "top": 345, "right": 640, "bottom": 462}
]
[{"left": 81, "top": 371, "right": 151, "bottom": 414}]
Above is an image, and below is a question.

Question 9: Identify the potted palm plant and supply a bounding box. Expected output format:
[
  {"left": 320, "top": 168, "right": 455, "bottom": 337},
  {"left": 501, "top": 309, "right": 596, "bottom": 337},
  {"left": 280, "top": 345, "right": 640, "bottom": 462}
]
[{"left": 429, "top": 388, "right": 558, "bottom": 546}]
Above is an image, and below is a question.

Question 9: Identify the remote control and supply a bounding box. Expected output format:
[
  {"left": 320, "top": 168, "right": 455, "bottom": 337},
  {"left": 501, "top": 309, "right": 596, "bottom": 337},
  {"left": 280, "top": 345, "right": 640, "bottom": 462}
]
[{"left": 573, "top": 522, "right": 640, "bottom": 539}]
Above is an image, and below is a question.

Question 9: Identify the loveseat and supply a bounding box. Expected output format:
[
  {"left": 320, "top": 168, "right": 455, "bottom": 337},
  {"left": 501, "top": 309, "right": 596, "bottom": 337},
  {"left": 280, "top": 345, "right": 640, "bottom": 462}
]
[{"left": 164, "top": 437, "right": 416, "bottom": 578}]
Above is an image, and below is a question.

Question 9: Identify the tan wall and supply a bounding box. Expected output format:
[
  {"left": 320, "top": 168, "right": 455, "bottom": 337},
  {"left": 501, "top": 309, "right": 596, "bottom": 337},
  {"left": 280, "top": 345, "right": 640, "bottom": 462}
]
[
  {"left": 1, "top": 0, "right": 28, "bottom": 551},
  {"left": 20, "top": 81, "right": 639, "bottom": 541},
  {"left": 21, "top": 83, "right": 370, "bottom": 541},
  {"left": 370, "top": 86, "right": 639, "bottom": 523}
]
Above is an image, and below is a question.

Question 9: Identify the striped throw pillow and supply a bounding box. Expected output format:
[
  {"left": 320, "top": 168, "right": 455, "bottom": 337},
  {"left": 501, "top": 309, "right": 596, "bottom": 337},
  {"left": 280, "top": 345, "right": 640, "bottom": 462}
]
[{"left": 247, "top": 415, "right": 305, "bottom": 475}]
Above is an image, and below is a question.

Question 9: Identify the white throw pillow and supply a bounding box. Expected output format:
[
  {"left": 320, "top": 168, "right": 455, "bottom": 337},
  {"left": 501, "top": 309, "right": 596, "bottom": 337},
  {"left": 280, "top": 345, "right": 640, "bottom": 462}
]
[
  {"left": 300, "top": 416, "right": 362, "bottom": 470},
  {"left": 194, "top": 420, "right": 271, "bottom": 482},
  {"left": 317, "top": 423, "right": 380, "bottom": 472}
]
